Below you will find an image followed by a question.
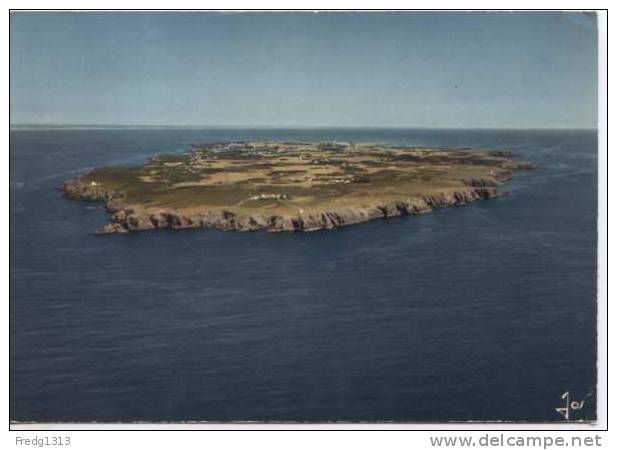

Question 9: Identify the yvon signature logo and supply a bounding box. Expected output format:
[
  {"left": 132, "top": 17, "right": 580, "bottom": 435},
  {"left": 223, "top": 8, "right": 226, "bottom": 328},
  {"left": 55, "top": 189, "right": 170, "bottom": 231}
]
[{"left": 555, "top": 391, "right": 590, "bottom": 421}]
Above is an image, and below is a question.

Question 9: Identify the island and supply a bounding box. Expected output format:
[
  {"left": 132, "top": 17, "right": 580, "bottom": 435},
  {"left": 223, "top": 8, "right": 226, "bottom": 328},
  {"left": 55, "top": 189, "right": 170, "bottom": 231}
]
[{"left": 59, "top": 141, "right": 533, "bottom": 233}]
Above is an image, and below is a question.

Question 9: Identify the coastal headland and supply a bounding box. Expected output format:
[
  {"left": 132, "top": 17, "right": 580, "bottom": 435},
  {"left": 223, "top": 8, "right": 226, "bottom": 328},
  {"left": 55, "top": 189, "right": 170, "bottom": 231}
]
[{"left": 59, "top": 141, "right": 533, "bottom": 233}]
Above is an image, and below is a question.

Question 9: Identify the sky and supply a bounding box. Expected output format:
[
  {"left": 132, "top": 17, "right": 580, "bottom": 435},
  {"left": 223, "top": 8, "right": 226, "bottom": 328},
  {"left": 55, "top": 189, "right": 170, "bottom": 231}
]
[{"left": 10, "top": 11, "right": 598, "bottom": 129}]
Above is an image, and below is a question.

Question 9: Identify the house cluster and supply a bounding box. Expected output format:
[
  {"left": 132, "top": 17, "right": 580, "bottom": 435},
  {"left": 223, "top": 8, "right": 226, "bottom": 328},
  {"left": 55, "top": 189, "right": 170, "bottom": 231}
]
[{"left": 248, "top": 193, "right": 290, "bottom": 201}]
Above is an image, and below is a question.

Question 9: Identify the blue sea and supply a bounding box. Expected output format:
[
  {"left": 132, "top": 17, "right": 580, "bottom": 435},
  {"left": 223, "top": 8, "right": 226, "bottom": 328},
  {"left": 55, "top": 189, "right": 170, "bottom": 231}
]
[{"left": 9, "top": 128, "right": 597, "bottom": 422}]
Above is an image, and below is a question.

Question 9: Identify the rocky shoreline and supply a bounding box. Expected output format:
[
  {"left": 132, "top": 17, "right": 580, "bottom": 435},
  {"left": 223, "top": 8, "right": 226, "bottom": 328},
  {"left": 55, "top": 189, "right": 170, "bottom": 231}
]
[{"left": 58, "top": 178, "right": 504, "bottom": 234}]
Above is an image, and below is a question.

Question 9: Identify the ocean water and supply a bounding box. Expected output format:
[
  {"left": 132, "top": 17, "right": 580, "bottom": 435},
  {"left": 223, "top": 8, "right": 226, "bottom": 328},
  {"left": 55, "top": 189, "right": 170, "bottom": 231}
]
[{"left": 10, "top": 128, "right": 597, "bottom": 422}]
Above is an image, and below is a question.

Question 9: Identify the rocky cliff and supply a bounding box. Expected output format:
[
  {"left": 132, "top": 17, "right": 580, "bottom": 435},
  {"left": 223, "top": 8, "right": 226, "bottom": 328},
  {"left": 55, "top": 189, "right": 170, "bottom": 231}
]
[{"left": 59, "top": 179, "right": 503, "bottom": 234}]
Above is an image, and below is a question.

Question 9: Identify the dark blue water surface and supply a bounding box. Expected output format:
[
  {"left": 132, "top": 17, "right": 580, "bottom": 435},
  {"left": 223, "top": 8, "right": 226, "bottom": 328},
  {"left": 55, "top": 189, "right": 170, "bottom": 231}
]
[{"left": 10, "top": 128, "right": 597, "bottom": 422}]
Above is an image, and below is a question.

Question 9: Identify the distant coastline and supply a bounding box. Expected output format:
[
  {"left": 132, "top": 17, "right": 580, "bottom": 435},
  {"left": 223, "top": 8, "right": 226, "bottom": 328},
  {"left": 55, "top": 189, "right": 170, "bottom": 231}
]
[{"left": 10, "top": 124, "right": 599, "bottom": 132}]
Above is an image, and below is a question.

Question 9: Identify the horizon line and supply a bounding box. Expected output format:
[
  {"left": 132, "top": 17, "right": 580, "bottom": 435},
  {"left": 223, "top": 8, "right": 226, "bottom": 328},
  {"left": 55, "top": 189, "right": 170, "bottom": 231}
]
[{"left": 9, "top": 124, "right": 598, "bottom": 131}]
